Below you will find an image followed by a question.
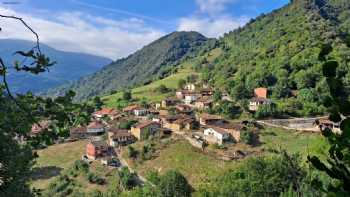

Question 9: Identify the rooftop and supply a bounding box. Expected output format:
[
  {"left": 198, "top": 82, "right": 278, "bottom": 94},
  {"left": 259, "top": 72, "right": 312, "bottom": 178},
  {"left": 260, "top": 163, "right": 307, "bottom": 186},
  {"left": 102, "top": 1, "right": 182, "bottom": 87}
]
[
  {"left": 93, "top": 108, "right": 118, "bottom": 116},
  {"left": 89, "top": 140, "right": 108, "bottom": 148},
  {"left": 87, "top": 121, "right": 104, "bottom": 129},
  {"left": 134, "top": 121, "right": 160, "bottom": 129}
]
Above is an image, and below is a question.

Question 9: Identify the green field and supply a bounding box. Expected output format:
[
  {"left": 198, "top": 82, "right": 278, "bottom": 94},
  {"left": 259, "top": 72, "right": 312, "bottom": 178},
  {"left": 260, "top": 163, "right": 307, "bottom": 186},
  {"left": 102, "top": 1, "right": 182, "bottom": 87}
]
[
  {"left": 30, "top": 126, "right": 326, "bottom": 194},
  {"left": 31, "top": 140, "right": 121, "bottom": 194},
  {"left": 31, "top": 140, "right": 88, "bottom": 189},
  {"left": 122, "top": 127, "right": 326, "bottom": 189},
  {"left": 103, "top": 63, "right": 198, "bottom": 107}
]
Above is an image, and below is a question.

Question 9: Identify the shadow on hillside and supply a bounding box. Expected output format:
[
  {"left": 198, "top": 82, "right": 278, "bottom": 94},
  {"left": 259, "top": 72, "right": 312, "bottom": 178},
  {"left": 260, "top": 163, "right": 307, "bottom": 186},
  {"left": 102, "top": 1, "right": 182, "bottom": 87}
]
[{"left": 31, "top": 166, "right": 63, "bottom": 181}]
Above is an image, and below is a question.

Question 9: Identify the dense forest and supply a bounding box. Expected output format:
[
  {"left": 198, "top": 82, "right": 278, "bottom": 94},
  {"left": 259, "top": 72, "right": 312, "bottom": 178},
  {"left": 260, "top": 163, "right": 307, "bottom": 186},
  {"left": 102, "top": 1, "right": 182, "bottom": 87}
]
[{"left": 199, "top": 0, "right": 350, "bottom": 116}]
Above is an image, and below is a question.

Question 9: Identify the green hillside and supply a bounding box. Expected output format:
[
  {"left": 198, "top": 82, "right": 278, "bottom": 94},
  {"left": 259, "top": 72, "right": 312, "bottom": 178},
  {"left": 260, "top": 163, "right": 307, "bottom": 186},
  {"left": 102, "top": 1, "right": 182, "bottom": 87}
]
[
  {"left": 48, "top": 31, "right": 217, "bottom": 101},
  {"left": 200, "top": 0, "right": 350, "bottom": 116}
]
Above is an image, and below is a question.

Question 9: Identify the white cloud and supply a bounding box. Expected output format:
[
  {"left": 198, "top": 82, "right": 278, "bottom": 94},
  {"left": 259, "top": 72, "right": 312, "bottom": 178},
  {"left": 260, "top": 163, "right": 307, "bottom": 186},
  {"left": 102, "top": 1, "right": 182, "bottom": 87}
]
[
  {"left": 195, "top": 0, "right": 235, "bottom": 15},
  {"left": 177, "top": 0, "right": 248, "bottom": 38},
  {"left": 178, "top": 15, "right": 248, "bottom": 38},
  {"left": 0, "top": 7, "right": 165, "bottom": 59}
]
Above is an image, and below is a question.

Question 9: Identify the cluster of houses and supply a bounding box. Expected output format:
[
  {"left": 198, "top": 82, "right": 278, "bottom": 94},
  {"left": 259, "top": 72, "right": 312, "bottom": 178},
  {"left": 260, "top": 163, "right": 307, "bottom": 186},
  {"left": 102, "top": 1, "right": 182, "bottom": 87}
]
[
  {"left": 69, "top": 84, "right": 254, "bottom": 162},
  {"left": 29, "top": 83, "right": 344, "bottom": 165}
]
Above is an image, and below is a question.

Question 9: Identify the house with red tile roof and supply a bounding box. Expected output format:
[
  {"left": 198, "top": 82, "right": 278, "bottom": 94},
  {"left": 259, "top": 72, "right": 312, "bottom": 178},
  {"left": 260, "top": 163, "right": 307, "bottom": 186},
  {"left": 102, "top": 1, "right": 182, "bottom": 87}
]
[
  {"left": 93, "top": 108, "right": 121, "bottom": 120},
  {"left": 254, "top": 87, "right": 268, "bottom": 98},
  {"left": 249, "top": 88, "right": 271, "bottom": 111}
]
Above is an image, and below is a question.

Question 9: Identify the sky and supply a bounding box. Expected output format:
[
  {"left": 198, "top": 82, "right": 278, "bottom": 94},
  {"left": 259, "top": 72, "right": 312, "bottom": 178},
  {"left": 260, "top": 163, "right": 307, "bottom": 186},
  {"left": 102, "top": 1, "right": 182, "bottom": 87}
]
[{"left": 0, "top": 0, "right": 289, "bottom": 59}]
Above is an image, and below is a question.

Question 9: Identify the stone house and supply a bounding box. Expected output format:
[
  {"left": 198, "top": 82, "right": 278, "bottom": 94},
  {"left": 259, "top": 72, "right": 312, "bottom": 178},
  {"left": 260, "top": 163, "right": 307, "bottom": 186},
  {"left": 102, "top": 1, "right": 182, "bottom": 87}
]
[
  {"left": 130, "top": 121, "right": 161, "bottom": 140},
  {"left": 199, "top": 113, "right": 223, "bottom": 126},
  {"left": 107, "top": 128, "right": 134, "bottom": 147},
  {"left": 194, "top": 96, "right": 213, "bottom": 110}
]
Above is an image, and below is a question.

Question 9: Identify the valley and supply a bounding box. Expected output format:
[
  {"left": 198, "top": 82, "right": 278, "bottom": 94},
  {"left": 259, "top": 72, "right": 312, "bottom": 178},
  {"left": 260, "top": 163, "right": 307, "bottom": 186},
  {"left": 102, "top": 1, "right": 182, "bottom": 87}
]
[{"left": 2, "top": 0, "right": 350, "bottom": 196}]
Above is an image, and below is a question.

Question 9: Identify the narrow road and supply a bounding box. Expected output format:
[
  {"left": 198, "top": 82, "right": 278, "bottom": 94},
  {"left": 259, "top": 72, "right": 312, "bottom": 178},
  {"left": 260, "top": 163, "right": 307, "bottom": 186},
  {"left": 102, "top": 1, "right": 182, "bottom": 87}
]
[{"left": 115, "top": 148, "right": 155, "bottom": 187}]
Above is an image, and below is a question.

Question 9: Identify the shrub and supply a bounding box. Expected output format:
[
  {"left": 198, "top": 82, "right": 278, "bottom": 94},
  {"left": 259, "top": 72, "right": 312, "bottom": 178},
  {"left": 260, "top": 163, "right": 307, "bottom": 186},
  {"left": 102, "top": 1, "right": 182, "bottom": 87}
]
[
  {"left": 240, "top": 129, "right": 254, "bottom": 145},
  {"left": 127, "top": 145, "right": 138, "bottom": 159},
  {"left": 158, "top": 170, "right": 192, "bottom": 197},
  {"left": 155, "top": 84, "right": 170, "bottom": 93},
  {"left": 122, "top": 90, "right": 132, "bottom": 101}
]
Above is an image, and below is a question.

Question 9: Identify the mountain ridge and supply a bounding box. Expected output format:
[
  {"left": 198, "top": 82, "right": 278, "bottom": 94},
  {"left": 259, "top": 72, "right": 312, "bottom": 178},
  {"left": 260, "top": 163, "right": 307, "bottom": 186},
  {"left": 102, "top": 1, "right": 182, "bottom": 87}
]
[
  {"left": 47, "top": 31, "right": 216, "bottom": 100},
  {"left": 0, "top": 39, "right": 112, "bottom": 93}
]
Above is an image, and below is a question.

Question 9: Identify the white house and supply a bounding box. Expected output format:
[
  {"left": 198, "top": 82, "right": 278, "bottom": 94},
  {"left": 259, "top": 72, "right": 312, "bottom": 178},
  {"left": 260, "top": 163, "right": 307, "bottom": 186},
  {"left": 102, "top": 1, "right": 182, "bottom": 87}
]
[
  {"left": 184, "top": 94, "right": 199, "bottom": 105},
  {"left": 134, "top": 108, "right": 148, "bottom": 116},
  {"left": 249, "top": 97, "right": 271, "bottom": 111},
  {"left": 204, "top": 127, "right": 230, "bottom": 145},
  {"left": 184, "top": 83, "right": 196, "bottom": 91}
]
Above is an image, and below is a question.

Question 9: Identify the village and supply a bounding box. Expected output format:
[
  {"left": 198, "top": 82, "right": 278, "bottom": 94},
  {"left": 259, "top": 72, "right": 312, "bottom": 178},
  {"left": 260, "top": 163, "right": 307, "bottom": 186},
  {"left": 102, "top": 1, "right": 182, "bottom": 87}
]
[{"left": 30, "top": 82, "right": 341, "bottom": 171}]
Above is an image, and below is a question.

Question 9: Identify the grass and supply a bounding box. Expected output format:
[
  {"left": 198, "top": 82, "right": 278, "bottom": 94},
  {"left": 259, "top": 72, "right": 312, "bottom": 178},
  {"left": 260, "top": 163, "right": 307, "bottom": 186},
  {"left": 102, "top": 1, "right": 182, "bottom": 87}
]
[
  {"left": 123, "top": 138, "right": 239, "bottom": 189},
  {"left": 259, "top": 127, "right": 328, "bottom": 160},
  {"left": 103, "top": 62, "right": 198, "bottom": 107},
  {"left": 31, "top": 140, "right": 88, "bottom": 190},
  {"left": 31, "top": 140, "right": 121, "bottom": 195},
  {"left": 121, "top": 127, "right": 326, "bottom": 189}
]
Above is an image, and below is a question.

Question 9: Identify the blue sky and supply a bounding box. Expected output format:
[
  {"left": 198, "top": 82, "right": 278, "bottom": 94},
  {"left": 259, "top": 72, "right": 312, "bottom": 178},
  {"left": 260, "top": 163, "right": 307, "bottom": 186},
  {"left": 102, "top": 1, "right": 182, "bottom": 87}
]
[{"left": 0, "top": 0, "right": 289, "bottom": 59}]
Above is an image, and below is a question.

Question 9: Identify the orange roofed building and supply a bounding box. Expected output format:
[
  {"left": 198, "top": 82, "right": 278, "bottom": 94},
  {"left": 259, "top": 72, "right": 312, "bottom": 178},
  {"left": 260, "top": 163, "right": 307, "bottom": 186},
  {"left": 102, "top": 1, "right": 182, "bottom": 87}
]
[
  {"left": 93, "top": 108, "right": 120, "bottom": 120},
  {"left": 254, "top": 87, "right": 268, "bottom": 99}
]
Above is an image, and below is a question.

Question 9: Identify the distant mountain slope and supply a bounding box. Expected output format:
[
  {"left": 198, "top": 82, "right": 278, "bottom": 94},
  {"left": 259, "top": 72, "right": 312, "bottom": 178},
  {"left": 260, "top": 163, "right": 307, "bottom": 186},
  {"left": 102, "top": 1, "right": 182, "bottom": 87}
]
[
  {"left": 207, "top": 0, "right": 350, "bottom": 98},
  {"left": 48, "top": 31, "right": 216, "bottom": 100},
  {"left": 0, "top": 39, "right": 112, "bottom": 93}
]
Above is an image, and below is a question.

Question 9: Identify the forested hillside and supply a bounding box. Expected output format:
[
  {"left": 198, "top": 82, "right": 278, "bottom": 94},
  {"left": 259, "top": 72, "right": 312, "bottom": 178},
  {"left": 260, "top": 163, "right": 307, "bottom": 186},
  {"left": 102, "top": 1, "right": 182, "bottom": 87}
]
[
  {"left": 48, "top": 31, "right": 216, "bottom": 100},
  {"left": 199, "top": 0, "right": 350, "bottom": 116},
  {"left": 0, "top": 39, "right": 111, "bottom": 93}
]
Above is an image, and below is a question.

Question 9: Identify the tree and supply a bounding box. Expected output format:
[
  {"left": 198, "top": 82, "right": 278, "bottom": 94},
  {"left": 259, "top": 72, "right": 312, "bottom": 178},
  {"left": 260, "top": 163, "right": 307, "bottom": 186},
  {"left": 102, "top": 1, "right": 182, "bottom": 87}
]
[
  {"left": 186, "top": 74, "right": 197, "bottom": 83},
  {"left": 230, "top": 81, "right": 251, "bottom": 101},
  {"left": 0, "top": 15, "right": 93, "bottom": 196},
  {"left": 156, "top": 84, "right": 169, "bottom": 93},
  {"left": 158, "top": 170, "right": 192, "bottom": 197},
  {"left": 122, "top": 90, "right": 132, "bottom": 101},
  {"left": 198, "top": 152, "right": 307, "bottom": 197},
  {"left": 240, "top": 129, "right": 254, "bottom": 145},
  {"left": 93, "top": 96, "right": 103, "bottom": 110},
  {"left": 177, "top": 79, "right": 186, "bottom": 89},
  {"left": 127, "top": 145, "right": 138, "bottom": 159},
  {"left": 213, "top": 90, "right": 222, "bottom": 102},
  {"left": 255, "top": 103, "right": 279, "bottom": 118},
  {"left": 307, "top": 46, "right": 350, "bottom": 195},
  {"left": 118, "top": 167, "right": 138, "bottom": 190}
]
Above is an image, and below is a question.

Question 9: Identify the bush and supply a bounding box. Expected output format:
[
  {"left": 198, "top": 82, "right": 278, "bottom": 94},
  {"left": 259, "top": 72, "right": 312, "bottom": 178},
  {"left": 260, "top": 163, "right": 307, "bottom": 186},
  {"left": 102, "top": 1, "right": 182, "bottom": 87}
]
[
  {"left": 145, "top": 170, "right": 160, "bottom": 185},
  {"left": 87, "top": 172, "right": 105, "bottom": 185},
  {"left": 240, "top": 129, "right": 254, "bottom": 145},
  {"left": 73, "top": 160, "right": 89, "bottom": 174},
  {"left": 255, "top": 103, "right": 279, "bottom": 118},
  {"left": 118, "top": 167, "right": 138, "bottom": 190},
  {"left": 158, "top": 170, "right": 192, "bottom": 197},
  {"left": 198, "top": 152, "right": 307, "bottom": 196},
  {"left": 119, "top": 120, "right": 137, "bottom": 130},
  {"left": 127, "top": 145, "right": 138, "bottom": 159},
  {"left": 155, "top": 84, "right": 170, "bottom": 93},
  {"left": 122, "top": 90, "right": 132, "bottom": 101}
]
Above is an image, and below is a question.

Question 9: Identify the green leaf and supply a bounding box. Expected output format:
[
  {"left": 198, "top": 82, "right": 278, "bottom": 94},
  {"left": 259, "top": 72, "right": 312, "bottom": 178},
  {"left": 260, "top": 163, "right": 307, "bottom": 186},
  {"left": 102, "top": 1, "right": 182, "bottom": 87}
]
[{"left": 322, "top": 60, "right": 338, "bottom": 78}]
